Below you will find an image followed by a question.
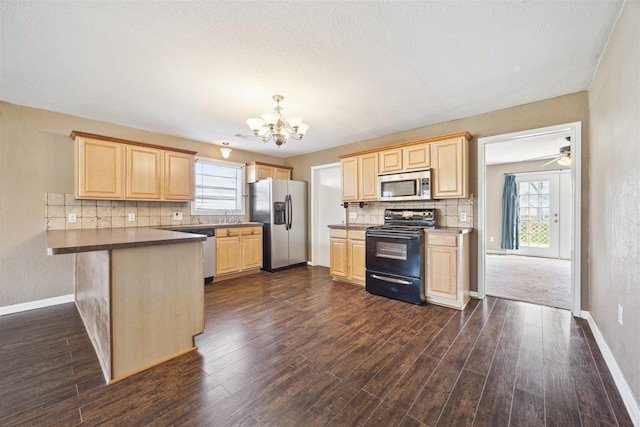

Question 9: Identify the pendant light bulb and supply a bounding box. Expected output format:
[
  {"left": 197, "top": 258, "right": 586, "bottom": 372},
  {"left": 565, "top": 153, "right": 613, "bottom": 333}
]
[{"left": 220, "top": 142, "right": 232, "bottom": 159}]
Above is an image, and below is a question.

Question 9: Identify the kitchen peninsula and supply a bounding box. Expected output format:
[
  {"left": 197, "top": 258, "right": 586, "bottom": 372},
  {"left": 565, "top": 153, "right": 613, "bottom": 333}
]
[{"left": 46, "top": 227, "right": 206, "bottom": 384}]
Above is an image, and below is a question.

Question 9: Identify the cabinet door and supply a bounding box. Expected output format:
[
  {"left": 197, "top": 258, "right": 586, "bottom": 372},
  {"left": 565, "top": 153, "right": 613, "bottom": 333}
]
[
  {"left": 164, "top": 152, "right": 194, "bottom": 201},
  {"left": 241, "top": 228, "right": 263, "bottom": 270},
  {"left": 76, "top": 138, "right": 125, "bottom": 199},
  {"left": 330, "top": 238, "right": 348, "bottom": 277},
  {"left": 340, "top": 158, "right": 358, "bottom": 201},
  {"left": 348, "top": 239, "right": 366, "bottom": 282},
  {"left": 432, "top": 137, "right": 468, "bottom": 198},
  {"left": 358, "top": 153, "right": 378, "bottom": 201},
  {"left": 427, "top": 246, "right": 458, "bottom": 299},
  {"left": 274, "top": 168, "right": 291, "bottom": 180},
  {"left": 216, "top": 236, "right": 241, "bottom": 275},
  {"left": 404, "top": 143, "right": 431, "bottom": 170},
  {"left": 126, "top": 145, "right": 162, "bottom": 200},
  {"left": 256, "top": 165, "right": 274, "bottom": 181},
  {"left": 378, "top": 148, "right": 403, "bottom": 174}
]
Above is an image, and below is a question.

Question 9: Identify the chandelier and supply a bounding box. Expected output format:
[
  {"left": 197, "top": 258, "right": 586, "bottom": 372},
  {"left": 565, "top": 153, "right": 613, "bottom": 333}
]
[{"left": 246, "top": 95, "right": 309, "bottom": 147}]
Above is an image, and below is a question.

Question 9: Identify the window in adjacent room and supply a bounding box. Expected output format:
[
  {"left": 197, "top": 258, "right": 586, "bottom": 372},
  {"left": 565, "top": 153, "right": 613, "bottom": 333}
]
[{"left": 192, "top": 157, "right": 245, "bottom": 215}]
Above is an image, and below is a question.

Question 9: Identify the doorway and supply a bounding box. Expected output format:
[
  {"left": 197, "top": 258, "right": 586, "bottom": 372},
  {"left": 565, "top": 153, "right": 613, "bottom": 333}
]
[
  {"left": 514, "top": 171, "right": 571, "bottom": 259},
  {"left": 478, "top": 122, "right": 582, "bottom": 316},
  {"left": 310, "top": 163, "right": 344, "bottom": 267}
]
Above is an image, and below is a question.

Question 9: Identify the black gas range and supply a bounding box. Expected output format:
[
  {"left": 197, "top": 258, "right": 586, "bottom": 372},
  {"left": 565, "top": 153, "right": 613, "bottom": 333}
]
[{"left": 365, "top": 208, "right": 435, "bottom": 305}]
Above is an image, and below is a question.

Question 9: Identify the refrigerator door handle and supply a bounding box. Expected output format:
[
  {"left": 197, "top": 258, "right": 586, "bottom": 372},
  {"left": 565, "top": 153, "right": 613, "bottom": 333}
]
[
  {"left": 285, "top": 194, "right": 291, "bottom": 230},
  {"left": 288, "top": 194, "right": 293, "bottom": 230}
]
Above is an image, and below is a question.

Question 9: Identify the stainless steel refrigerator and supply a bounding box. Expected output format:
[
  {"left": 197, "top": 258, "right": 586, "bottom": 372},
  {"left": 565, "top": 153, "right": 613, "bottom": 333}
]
[{"left": 249, "top": 178, "right": 307, "bottom": 272}]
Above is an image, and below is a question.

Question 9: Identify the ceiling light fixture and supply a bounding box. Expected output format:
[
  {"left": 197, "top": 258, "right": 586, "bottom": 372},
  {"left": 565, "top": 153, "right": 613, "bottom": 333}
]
[
  {"left": 220, "top": 142, "right": 232, "bottom": 159},
  {"left": 246, "top": 95, "right": 309, "bottom": 148}
]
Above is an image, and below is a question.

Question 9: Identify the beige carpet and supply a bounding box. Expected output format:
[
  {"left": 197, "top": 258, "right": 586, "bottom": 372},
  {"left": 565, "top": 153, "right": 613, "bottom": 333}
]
[{"left": 485, "top": 254, "right": 571, "bottom": 310}]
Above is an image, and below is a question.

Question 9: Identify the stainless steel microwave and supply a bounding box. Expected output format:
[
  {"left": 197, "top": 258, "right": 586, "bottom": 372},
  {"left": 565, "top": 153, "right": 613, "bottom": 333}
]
[{"left": 378, "top": 169, "right": 432, "bottom": 201}]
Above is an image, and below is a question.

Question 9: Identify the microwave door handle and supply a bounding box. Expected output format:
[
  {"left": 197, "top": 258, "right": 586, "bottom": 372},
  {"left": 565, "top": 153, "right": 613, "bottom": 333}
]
[{"left": 370, "top": 274, "right": 413, "bottom": 286}]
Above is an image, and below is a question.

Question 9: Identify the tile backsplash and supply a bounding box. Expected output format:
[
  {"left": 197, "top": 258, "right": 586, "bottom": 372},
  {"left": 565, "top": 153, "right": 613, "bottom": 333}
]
[
  {"left": 44, "top": 193, "right": 473, "bottom": 231},
  {"left": 345, "top": 199, "right": 474, "bottom": 228},
  {"left": 44, "top": 193, "right": 247, "bottom": 231}
]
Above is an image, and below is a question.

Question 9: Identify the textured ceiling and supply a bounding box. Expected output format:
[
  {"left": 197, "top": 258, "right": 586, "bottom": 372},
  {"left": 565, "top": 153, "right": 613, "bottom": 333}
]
[{"left": 0, "top": 1, "right": 623, "bottom": 158}]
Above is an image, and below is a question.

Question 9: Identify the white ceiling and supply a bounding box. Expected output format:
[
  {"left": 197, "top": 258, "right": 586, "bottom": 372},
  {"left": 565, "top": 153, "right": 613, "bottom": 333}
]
[{"left": 0, "top": 1, "right": 622, "bottom": 158}]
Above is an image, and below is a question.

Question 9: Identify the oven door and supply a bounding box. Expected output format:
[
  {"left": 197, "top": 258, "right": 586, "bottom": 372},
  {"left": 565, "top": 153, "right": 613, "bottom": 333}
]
[
  {"left": 365, "top": 230, "right": 423, "bottom": 278},
  {"left": 365, "top": 270, "right": 423, "bottom": 305}
]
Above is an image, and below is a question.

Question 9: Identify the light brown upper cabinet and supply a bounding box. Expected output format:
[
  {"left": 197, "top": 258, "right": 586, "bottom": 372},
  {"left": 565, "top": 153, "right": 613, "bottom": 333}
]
[
  {"left": 339, "top": 132, "right": 471, "bottom": 201},
  {"left": 126, "top": 145, "right": 163, "bottom": 200},
  {"left": 431, "top": 136, "right": 469, "bottom": 199},
  {"left": 378, "top": 148, "right": 403, "bottom": 174},
  {"left": 358, "top": 153, "right": 378, "bottom": 200},
  {"left": 76, "top": 137, "right": 125, "bottom": 200},
  {"left": 164, "top": 151, "right": 195, "bottom": 201},
  {"left": 403, "top": 142, "right": 431, "bottom": 170},
  {"left": 340, "top": 153, "right": 378, "bottom": 201},
  {"left": 379, "top": 143, "right": 431, "bottom": 174},
  {"left": 72, "top": 131, "right": 196, "bottom": 201},
  {"left": 340, "top": 157, "right": 358, "bottom": 201},
  {"left": 246, "top": 161, "right": 292, "bottom": 183}
]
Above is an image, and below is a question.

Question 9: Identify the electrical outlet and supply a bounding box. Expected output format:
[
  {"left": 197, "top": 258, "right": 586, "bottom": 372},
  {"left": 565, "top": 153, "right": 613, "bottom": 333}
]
[
  {"left": 173, "top": 212, "right": 183, "bottom": 221},
  {"left": 460, "top": 212, "right": 467, "bottom": 221},
  {"left": 68, "top": 213, "right": 77, "bottom": 223},
  {"left": 618, "top": 304, "right": 623, "bottom": 325},
  {"left": 128, "top": 213, "right": 135, "bottom": 222}
]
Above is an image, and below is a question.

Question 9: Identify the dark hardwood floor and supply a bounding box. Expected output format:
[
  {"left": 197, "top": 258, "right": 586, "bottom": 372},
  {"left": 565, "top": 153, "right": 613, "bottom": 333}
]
[{"left": 0, "top": 266, "right": 633, "bottom": 426}]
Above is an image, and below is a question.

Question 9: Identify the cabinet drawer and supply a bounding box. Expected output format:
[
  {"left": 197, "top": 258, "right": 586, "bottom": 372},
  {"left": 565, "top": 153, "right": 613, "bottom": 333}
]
[
  {"left": 428, "top": 234, "right": 458, "bottom": 247},
  {"left": 348, "top": 230, "right": 365, "bottom": 240},
  {"left": 330, "top": 229, "right": 347, "bottom": 239},
  {"left": 241, "top": 227, "right": 262, "bottom": 235},
  {"left": 218, "top": 227, "right": 241, "bottom": 237}
]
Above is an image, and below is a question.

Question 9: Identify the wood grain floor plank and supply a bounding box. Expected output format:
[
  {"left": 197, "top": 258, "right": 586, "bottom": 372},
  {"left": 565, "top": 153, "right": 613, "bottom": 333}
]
[
  {"left": 435, "top": 369, "right": 485, "bottom": 427},
  {"left": 473, "top": 300, "right": 526, "bottom": 426},
  {"left": 464, "top": 297, "right": 510, "bottom": 376},
  {"left": 0, "top": 266, "right": 633, "bottom": 426},
  {"left": 578, "top": 319, "right": 636, "bottom": 427},
  {"left": 509, "top": 387, "right": 545, "bottom": 427}
]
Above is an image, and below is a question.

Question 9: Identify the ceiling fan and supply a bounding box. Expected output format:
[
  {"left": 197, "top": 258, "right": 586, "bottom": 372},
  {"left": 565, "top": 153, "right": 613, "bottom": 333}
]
[{"left": 536, "top": 136, "right": 572, "bottom": 167}]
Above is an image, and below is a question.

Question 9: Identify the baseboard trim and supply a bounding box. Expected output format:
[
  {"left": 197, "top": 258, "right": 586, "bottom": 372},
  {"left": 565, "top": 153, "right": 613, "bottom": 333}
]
[
  {"left": 0, "top": 294, "right": 74, "bottom": 316},
  {"left": 470, "top": 291, "right": 479, "bottom": 299},
  {"left": 585, "top": 311, "right": 640, "bottom": 426}
]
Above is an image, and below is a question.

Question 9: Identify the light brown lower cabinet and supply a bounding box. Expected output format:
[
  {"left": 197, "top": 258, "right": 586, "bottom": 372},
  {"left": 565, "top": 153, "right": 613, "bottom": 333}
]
[
  {"left": 426, "top": 232, "right": 470, "bottom": 309},
  {"left": 330, "top": 228, "right": 366, "bottom": 285},
  {"left": 74, "top": 241, "right": 203, "bottom": 383},
  {"left": 215, "top": 226, "right": 263, "bottom": 279}
]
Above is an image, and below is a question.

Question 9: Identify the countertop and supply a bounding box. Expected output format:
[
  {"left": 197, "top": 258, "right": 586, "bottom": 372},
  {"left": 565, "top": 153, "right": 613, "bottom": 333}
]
[
  {"left": 46, "top": 227, "right": 207, "bottom": 255},
  {"left": 162, "top": 222, "right": 262, "bottom": 231},
  {"left": 327, "top": 223, "right": 381, "bottom": 230},
  {"left": 427, "top": 227, "right": 473, "bottom": 235}
]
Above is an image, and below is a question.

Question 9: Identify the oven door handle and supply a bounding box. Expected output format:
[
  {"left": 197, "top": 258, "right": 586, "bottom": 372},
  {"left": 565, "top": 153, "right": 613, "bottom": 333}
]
[
  {"left": 366, "top": 232, "right": 419, "bottom": 240},
  {"left": 370, "top": 274, "right": 413, "bottom": 286}
]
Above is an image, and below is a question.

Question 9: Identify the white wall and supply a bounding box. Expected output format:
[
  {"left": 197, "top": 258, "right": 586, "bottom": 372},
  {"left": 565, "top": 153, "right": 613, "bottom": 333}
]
[{"left": 588, "top": 0, "right": 640, "bottom": 412}]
